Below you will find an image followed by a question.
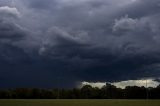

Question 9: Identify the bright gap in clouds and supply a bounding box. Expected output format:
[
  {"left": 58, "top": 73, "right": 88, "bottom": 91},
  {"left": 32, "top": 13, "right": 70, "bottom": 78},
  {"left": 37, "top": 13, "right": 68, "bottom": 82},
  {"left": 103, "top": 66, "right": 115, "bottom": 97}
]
[{"left": 81, "top": 79, "right": 160, "bottom": 89}]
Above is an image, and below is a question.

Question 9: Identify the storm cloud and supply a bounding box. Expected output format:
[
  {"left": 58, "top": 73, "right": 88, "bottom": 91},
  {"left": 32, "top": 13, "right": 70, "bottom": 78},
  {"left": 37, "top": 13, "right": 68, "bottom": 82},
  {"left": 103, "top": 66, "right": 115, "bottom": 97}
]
[{"left": 0, "top": 0, "right": 160, "bottom": 88}]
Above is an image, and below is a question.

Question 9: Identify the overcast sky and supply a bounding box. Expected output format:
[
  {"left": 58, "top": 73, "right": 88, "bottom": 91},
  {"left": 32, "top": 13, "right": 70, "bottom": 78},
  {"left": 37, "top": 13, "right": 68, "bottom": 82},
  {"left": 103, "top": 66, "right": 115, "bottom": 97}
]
[{"left": 0, "top": 0, "right": 160, "bottom": 88}]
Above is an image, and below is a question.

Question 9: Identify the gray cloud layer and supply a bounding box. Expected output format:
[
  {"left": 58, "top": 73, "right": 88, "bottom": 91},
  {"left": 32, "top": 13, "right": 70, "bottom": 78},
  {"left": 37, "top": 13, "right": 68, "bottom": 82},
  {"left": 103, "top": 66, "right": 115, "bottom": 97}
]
[{"left": 0, "top": 0, "right": 160, "bottom": 88}]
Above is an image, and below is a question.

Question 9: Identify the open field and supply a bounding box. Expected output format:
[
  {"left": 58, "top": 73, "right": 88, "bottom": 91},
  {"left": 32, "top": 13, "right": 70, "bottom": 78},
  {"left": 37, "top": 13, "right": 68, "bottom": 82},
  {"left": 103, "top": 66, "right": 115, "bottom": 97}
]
[{"left": 0, "top": 99, "right": 160, "bottom": 106}]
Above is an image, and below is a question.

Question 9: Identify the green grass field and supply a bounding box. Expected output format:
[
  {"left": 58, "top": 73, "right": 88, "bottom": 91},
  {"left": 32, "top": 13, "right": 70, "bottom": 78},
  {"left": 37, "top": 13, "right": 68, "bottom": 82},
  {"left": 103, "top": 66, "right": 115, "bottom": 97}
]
[{"left": 0, "top": 99, "right": 160, "bottom": 106}]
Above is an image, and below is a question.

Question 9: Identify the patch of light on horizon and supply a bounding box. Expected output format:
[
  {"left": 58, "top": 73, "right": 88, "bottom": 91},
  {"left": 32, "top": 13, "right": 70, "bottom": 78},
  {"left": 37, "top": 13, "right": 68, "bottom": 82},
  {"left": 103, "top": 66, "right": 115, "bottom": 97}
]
[
  {"left": 81, "top": 82, "right": 106, "bottom": 88},
  {"left": 113, "top": 79, "right": 159, "bottom": 89},
  {"left": 81, "top": 79, "right": 160, "bottom": 89}
]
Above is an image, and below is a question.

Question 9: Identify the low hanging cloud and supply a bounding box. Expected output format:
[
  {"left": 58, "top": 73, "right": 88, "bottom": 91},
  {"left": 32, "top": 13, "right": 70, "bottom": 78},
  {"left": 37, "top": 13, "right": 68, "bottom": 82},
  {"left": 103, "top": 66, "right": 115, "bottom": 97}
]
[{"left": 1, "top": 0, "right": 160, "bottom": 88}]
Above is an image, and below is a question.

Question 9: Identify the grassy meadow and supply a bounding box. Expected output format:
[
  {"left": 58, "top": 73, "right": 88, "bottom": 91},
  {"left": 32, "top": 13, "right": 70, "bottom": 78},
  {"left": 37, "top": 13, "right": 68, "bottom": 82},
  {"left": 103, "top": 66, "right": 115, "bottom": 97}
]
[{"left": 0, "top": 99, "right": 160, "bottom": 106}]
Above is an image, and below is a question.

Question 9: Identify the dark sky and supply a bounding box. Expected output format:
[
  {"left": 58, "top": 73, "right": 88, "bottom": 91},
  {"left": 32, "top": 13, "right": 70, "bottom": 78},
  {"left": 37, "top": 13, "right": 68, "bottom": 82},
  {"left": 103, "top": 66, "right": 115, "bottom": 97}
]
[{"left": 0, "top": 0, "right": 160, "bottom": 88}]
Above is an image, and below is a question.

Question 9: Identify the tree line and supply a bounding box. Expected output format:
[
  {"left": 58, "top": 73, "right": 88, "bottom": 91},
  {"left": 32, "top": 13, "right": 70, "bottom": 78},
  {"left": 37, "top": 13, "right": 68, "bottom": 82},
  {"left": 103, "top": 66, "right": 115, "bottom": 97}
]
[{"left": 1, "top": 83, "right": 160, "bottom": 99}]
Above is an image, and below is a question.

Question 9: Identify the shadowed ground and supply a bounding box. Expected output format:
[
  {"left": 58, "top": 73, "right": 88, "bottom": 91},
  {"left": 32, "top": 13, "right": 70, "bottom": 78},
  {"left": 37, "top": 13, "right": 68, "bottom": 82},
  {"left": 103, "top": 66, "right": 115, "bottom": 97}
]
[{"left": 0, "top": 99, "right": 160, "bottom": 106}]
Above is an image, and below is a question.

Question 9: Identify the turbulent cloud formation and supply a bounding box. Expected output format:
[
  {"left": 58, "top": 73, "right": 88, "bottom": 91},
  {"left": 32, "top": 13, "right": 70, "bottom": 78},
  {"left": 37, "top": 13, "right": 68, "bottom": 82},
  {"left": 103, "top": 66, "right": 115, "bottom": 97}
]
[
  {"left": 0, "top": 0, "right": 160, "bottom": 88},
  {"left": 0, "top": 6, "right": 20, "bottom": 18},
  {"left": 0, "top": 6, "right": 26, "bottom": 47}
]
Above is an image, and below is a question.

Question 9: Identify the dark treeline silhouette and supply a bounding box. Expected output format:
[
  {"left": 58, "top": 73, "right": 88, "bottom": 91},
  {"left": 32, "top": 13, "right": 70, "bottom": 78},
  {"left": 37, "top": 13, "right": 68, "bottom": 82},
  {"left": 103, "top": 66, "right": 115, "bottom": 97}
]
[{"left": 1, "top": 83, "right": 160, "bottom": 99}]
